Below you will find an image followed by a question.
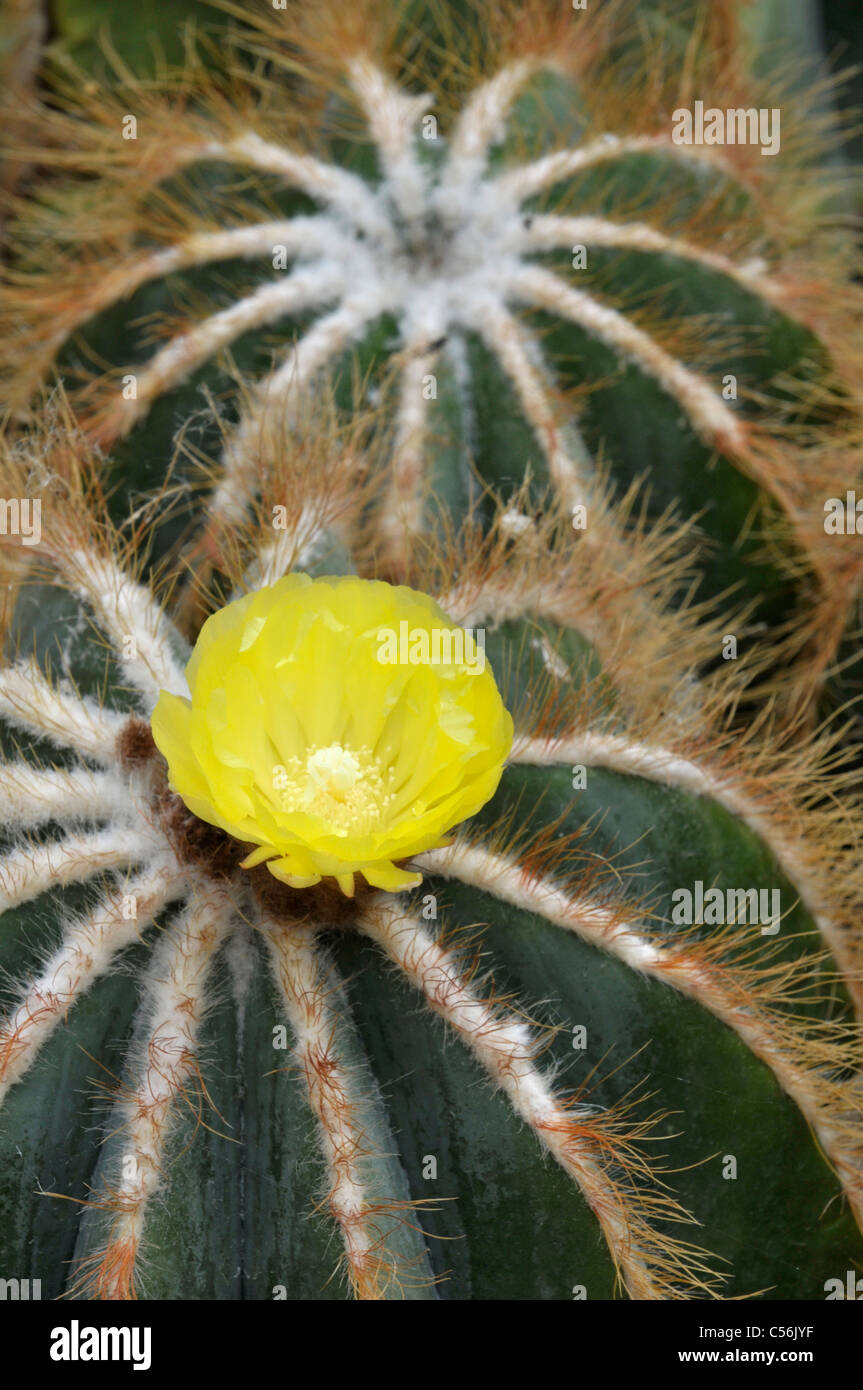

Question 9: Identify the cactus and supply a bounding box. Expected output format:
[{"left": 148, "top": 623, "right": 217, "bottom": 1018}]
[
  {"left": 0, "top": 0, "right": 861, "bottom": 1301},
  {"left": 4, "top": 1, "right": 862, "bottom": 671}
]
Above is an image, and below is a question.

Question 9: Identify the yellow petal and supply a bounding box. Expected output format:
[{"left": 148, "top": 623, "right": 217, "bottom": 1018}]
[{"left": 151, "top": 575, "right": 512, "bottom": 895}]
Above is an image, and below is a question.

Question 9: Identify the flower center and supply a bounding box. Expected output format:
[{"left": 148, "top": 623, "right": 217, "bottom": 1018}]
[
  {"left": 306, "top": 744, "right": 362, "bottom": 797},
  {"left": 274, "top": 743, "right": 394, "bottom": 835}
]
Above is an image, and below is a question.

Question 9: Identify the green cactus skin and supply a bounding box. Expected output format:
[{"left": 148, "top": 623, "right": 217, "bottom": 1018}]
[
  {"left": 3, "top": 0, "right": 862, "bottom": 668},
  {"left": 0, "top": 0, "right": 861, "bottom": 1301}
]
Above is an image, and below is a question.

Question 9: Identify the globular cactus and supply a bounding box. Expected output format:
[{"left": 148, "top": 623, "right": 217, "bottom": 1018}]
[
  {"left": 4, "top": 0, "right": 862, "bottom": 671},
  {"left": 0, "top": 0, "right": 861, "bottom": 1301}
]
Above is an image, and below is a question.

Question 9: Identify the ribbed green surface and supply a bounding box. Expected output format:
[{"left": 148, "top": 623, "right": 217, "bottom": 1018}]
[
  {"left": 1, "top": 597, "right": 860, "bottom": 1298},
  {"left": 39, "top": 3, "right": 837, "bottom": 625}
]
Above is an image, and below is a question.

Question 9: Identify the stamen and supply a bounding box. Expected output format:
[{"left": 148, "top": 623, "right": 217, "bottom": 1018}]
[{"left": 274, "top": 743, "right": 394, "bottom": 834}]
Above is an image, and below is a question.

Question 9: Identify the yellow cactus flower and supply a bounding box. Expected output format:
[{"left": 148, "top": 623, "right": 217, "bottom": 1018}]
[{"left": 151, "top": 574, "right": 513, "bottom": 895}]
